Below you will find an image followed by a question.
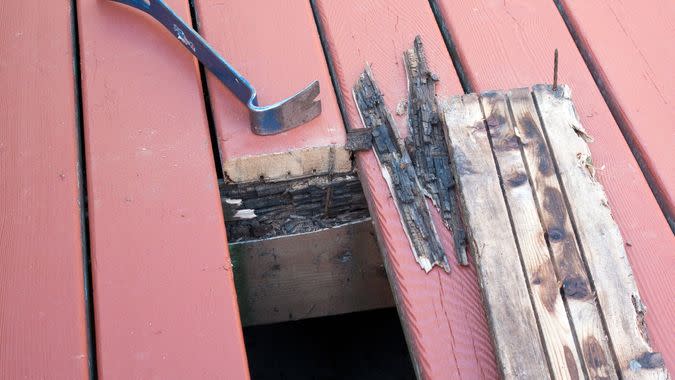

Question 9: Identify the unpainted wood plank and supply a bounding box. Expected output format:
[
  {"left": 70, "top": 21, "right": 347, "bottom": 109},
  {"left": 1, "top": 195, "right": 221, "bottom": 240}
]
[
  {"left": 230, "top": 220, "right": 393, "bottom": 326},
  {"left": 313, "top": 1, "right": 498, "bottom": 378},
  {"left": 481, "top": 92, "right": 585, "bottom": 380},
  {"left": 442, "top": 94, "right": 549, "bottom": 379},
  {"left": 433, "top": 0, "right": 675, "bottom": 371},
  {"left": 533, "top": 85, "right": 669, "bottom": 380},
  {"left": 508, "top": 88, "right": 617, "bottom": 379},
  {"left": 77, "top": 0, "right": 249, "bottom": 378},
  {"left": 556, "top": 0, "right": 675, "bottom": 220},
  {"left": 193, "top": 0, "right": 349, "bottom": 183},
  {"left": 0, "top": 1, "right": 89, "bottom": 378}
]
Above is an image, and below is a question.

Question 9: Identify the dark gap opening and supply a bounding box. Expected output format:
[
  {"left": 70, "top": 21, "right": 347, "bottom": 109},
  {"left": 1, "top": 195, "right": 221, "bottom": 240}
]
[
  {"left": 70, "top": 0, "right": 98, "bottom": 378},
  {"left": 532, "top": 92, "right": 623, "bottom": 380},
  {"left": 243, "top": 308, "right": 415, "bottom": 380},
  {"left": 477, "top": 96, "right": 556, "bottom": 379},
  {"left": 428, "top": 0, "right": 473, "bottom": 94},
  {"left": 188, "top": 0, "right": 224, "bottom": 181},
  {"left": 552, "top": 0, "right": 673, "bottom": 232}
]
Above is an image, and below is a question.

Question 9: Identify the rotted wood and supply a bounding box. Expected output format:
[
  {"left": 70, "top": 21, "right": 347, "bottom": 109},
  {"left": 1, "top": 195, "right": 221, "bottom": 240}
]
[
  {"left": 230, "top": 219, "right": 393, "bottom": 326},
  {"left": 442, "top": 94, "right": 549, "bottom": 378},
  {"left": 353, "top": 67, "right": 450, "bottom": 273},
  {"left": 481, "top": 91, "right": 585, "bottom": 380},
  {"left": 403, "top": 36, "right": 468, "bottom": 265},
  {"left": 533, "top": 85, "right": 668, "bottom": 379},
  {"left": 221, "top": 173, "right": 369, "bottom": 241}
]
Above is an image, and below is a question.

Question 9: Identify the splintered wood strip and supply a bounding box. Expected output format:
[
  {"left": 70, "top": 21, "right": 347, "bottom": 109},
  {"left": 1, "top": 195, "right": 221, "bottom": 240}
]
[
  {"left": 556, "top": 0, "right": 675, "bottom": 219},
  {"left": 404, "top": 37, "right": 467, "bottom": 265},
  {"left": 433, "top": 1, "right": 675, "bottom": 369},
  {"left": 442, "top": 94, "right": 549, "bottom": 379},
  {"left": 77, "top": 0, "right": 249, "bottom": 377},
  {"left": 0, "top": 1, "right": 89, "bottom": 378},
  {"left": 353, "top": 67, "right": 449, "bottom": 273},
  {"left": 193, "top": 0, "right": 349, "bottom": 183},
  {"left": 507, "top": 88, "right": 617, "bottom": 379},
  {"left": 481, "top": 92, "right": 585, "bottom": 380},
  {"left": 533, "top": 85, "right": 668, "bottom": 380},
  {"left": 313, "top": 1, "right": 498, "bottom": 377}
]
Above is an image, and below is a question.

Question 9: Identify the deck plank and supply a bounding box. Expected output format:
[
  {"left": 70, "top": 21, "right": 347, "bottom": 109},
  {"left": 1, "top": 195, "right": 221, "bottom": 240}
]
[
  {"left": 313, "top": 1, "right": 498, "bottom": 378},
  {"left": 76, "top": 0, "right": 249, "bottom": 377},
  {"left": 193, "top": 0, "right": 349, "bottom": 184},
  {"left": 556, "top": 0, "right": 675, "bottom": 220},
  {"left": 0, "top": 1, "right": 89, "bottom": 378},
  {"left": 434, "top": 0, "right": 675, "bottom": 372}
]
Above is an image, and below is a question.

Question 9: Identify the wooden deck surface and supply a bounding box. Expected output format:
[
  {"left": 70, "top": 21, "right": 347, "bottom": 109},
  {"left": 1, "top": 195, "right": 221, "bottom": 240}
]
[{"left": 1, "top": 0, "right": 673, "bottom": 378}]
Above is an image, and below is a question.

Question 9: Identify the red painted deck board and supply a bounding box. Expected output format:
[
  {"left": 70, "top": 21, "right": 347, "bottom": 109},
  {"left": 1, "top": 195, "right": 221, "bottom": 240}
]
[
  {"left": 0, "top": 0, "right": 89, "bottom": 378},
  {"left": 194, "top": 0, "right": 348, "bottom": 183},
  {"left": 435, "top": 0, "right": 675, "bottom": 372},
  {"left": 558, "top": 0, "right": 675, "bottom": 217},
  {"left": 314, "top": 1, "right": 498, "bottom": 378},
  {"left": 77, "top": 0, "right": 249, "bottom": 378}
]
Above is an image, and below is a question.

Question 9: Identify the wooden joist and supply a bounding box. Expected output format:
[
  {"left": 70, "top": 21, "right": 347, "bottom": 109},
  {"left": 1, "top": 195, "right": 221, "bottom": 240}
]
[{"left": 442, "top": 86, "right": 668, "bottom": 379}]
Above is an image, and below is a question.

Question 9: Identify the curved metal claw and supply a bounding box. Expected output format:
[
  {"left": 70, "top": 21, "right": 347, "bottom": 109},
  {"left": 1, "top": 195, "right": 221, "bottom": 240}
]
[{"left": 110, "top": 0, "right": 321, "bottom": 135}]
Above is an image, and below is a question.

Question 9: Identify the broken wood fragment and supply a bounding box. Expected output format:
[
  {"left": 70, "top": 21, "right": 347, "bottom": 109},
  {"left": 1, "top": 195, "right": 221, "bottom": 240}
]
[
  {"left": 533, "top": 84, "right": 668, "bottom": 379},
  {"left": 353, "top": 66, "right": 450, "bottom": 273},
  {"left": 404, "top": 36, "right": 468, "bottom": 265},
  {"left": 442, "top": 94, "right": 549, "bottom": 378}
]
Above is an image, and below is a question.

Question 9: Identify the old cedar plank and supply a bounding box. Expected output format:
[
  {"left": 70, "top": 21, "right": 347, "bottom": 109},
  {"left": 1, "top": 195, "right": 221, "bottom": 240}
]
[
  {"left": 508, "top": 88, "right": 617, "bottom": 379},
  {"left": 193, "top": 0, "right": 349, "bottom": 183},
  {"left": 230, "top": 220, "right": 393, "bottom": 326},
  {"left": 353, "top": 67, "right": 449, "bottom": 273},
  {"left": 313, "top": 2, "right": 498, "bottom": 377},
  {"left": 442, "top": 94, "right": 549, "bottom": 379},
  {"left": 556, "top": 0, "right": 675, "bottom": 223},
  {"left": 533, "top": 85, "right": 668, "bottom": 380},
  {"left": 433, "top": 1, "right": 675, "bottom": 370},
  {"left": 403, "top": 36, "right": 468, "bottom": 265},
  {"left": 77, "top": 0, "right": 249, "bottom": 377},
  {"left": 481, "top": 92, "right": 585, "bottom": 380},
  {"left": 0, "top": 0, "right": 89, "bottom": 378}
]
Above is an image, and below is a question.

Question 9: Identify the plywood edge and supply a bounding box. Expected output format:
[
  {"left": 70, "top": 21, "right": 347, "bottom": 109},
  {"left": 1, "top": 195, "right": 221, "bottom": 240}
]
[{"left": 222, "top": 144, "right": 351, "bottom": 183}]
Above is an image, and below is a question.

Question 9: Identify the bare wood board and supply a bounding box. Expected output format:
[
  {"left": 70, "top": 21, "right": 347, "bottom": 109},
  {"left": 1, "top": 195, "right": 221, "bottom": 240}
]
[{"left": 441, "top": 85, "right": 668, "bottom": 380}]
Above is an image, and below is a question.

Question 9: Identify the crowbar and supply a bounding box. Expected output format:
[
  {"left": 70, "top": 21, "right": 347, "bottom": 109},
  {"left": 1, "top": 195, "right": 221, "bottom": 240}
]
[{"left": 111, "top": 0, "right": 321, "bottom": 135}]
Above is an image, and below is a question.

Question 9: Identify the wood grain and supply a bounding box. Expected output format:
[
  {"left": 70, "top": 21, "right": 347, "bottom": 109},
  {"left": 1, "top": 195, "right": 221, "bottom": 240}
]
[
  {"left": 230, "top": 220, "right": 393, "bottom": 326},
  {"left": 443, "top": 94, "right": 549, "bottom": 379},
  {"left": 508, "top": 88, "right": 616, "bottom": 379},
  {"left": 193, "top": 0, "right": 349, "bottom": 183},
  {"left": 77, "top": 0, "right": 249, "bottom": 377},
  {"left": 0, "top": 0, "right": 89, "bottom": 378},
  {"left": 481, "top": 92, "right": 585, "bottom": 380},
  {"left": 534, "top": 85, "right": 668, "bottom": 380},
  {"left": 556, "top": 0, "right": 675, "bottom": 220},
  {"left": 313, "top": 0, "right": 498, "bottom": 378},
  {"left": 434, "top": 0, "right": 675, "bottom": 372}
]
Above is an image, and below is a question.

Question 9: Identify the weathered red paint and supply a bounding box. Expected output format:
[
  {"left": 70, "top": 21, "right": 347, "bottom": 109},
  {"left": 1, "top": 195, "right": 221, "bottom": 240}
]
[
  {"left": 0, "top": 1, "right": 89, "bottom": 378},
  {"left": 193, "top": 0, "right": 345, "bottom": 178},
  {"left": 558, "top": 0, "right": 675, "bottom": 218},
  {"left": 77, "top": 0, "right": 249, "bottom": 378},
  {"left": 435, "top": 0, "right": 675, "bottom": 372},
  {"left": 314, "top": 1, "right": 499, "bottom": 378}
]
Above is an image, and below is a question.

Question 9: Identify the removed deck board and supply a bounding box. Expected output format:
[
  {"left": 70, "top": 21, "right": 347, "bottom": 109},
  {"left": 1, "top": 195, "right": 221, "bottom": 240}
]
[
  {"left": 313, "top": 0, "right": 498, "bottom": 378},
  {"left": 556, "top": 0, "right": 675, "bottom": 221},
  {"left": 442, "top": 86, "right": 668, "bottom": 379},
  {"left": 0, "top": 1, "right": 89, "bottom": 378},
  {"left": 77, "top": 0, "right": 249, "bottom": 377},
  {"left": 193, "top": 0, "right": 349, "bottom": 183},
  {"left": 433, "top": 0, "right": 675, "bottom": 372}
]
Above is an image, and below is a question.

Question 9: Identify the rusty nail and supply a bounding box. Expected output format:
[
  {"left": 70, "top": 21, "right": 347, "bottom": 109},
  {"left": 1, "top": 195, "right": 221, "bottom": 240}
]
[{"left": 553, "top": 49, "right": 559, "bottom": 91}]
